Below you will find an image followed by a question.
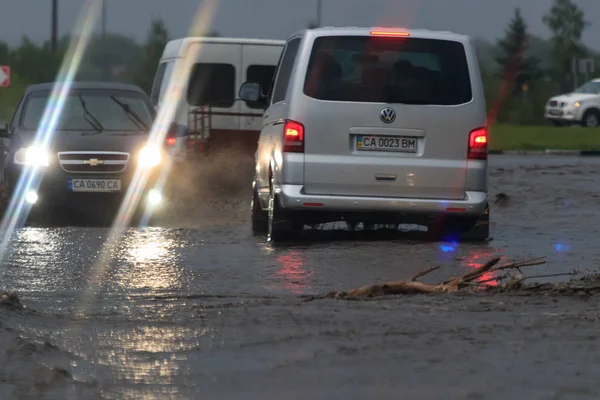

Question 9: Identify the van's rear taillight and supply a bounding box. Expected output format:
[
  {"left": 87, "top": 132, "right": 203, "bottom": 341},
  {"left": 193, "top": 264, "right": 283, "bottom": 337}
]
[
  {"left": 166, "top": 137, "right": 176, "bottom": 146},
  {"left": 468, "top": 127, "right": 488, "bottom": 160},
  {"left": 283, "top": 120, "right": 304, "bottom": 153}
]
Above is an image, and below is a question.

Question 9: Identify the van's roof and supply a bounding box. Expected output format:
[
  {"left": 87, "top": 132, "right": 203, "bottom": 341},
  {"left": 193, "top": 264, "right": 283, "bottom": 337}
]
[
  {"left": 161, "top": 37, "right": 286, "bottom": 59},
  {"left": 292, "top": 27, "right": 470, "bottom": 42}
]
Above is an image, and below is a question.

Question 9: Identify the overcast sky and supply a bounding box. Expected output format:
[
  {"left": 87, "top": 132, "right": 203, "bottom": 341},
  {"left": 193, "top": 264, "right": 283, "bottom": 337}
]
[{"left": 0, "top": 0, "right": 599, "bottom": 49}]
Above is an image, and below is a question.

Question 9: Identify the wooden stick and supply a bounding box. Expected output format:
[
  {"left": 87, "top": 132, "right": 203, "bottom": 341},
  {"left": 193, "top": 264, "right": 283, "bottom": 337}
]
[
  {"left": 330, "top": 256, "right": 548, "bottom": 298},
  {"left": 445, "top": 257, "right": 500, "bottom": 285},
  {"left": 515, "top": 272, "right": 574, "bottom": 284},
  {"left": 410, "top": 266, "right": 441, "bottom": 282}
]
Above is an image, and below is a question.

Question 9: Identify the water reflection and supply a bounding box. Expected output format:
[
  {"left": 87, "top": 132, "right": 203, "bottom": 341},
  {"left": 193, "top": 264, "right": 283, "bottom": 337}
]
[
  {"left": 461, "top": 247, "right": 503, "bottom": 287},
  {"left": 76, "top": 324, "right": 213, "bottom": 399},
  {"left": 262, "top": 249, "right": 313, "bottom": 294},
  {"left": 115, "top": 229, "right": 183, "bottom": 292},
  {"left": 276, "top": 252, "right": 313, "bottom": 294},
  {"left": 6, "top": 227, "right": 71, "bottom": 291}
]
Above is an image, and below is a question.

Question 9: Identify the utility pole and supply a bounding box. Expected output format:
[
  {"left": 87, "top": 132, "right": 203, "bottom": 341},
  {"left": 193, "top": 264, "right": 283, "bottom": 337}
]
[
  {"left": 51, "top": 0, "right": 58, "bottom": 53},
  {"left": 316, "top": 0, "right": 322, "bottom": 27},
  {"left": 101, "top": 0, "right": 109, "bottom": 80},
  {"left": 102, "top": 0, "right": 107, "bottom": 41}
]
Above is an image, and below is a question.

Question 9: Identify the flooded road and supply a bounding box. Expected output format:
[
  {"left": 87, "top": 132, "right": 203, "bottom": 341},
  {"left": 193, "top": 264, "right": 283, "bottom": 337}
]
[{"left": 1, "top": 155, "right": 600, "bottom": 399}]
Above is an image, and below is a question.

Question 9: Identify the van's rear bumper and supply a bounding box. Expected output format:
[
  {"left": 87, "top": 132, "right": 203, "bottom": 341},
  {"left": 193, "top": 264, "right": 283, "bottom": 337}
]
[{"left": 277, "top": 184, "right": 487, "bottom": 216}]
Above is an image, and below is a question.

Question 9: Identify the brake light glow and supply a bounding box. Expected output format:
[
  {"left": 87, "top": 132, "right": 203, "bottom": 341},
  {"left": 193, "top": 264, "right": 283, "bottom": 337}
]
[
  {"left": 304, "top": 202, "right": 323, "bottom": 207},
  {"left": 468, "top": 127, "right": 488, "bottom": 160},
  {"left": 283, "top": 120, "right": 304, "bottom": 153},
  {"left": 166, "top": 137, "right": 176, "bottom": 146},
  {"left": 370, "top": 30, "right": 410, "bottom": 37}
]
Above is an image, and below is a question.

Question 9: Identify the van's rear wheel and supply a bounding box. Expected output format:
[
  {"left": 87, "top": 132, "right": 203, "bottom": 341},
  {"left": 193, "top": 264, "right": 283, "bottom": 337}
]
[
  {"left": 251, "top": 185, "right": 268, "bottom": 235},
  {"left": 428, "top": 205, "right": 490, "bottom": 242},
  {"left": 427, "top": 217, "right": 477, "bottom": 242},
  {"left": 461, "top": 204, "right": 490, "bottom": 242},
  {"left": 267, "top": 182, "right": 300, "bottom": 242}
]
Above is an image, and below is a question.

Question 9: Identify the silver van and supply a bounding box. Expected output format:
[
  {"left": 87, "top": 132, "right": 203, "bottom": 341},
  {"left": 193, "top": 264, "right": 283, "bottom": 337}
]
[{"left": 239, "top": 27, "right": 489, "bottom": 242}]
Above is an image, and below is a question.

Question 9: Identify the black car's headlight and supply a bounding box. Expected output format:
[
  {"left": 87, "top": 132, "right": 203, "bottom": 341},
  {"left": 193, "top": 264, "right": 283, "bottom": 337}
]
[
  {"left": 137, "top": 146, "right": 162, "bottom": 168},
  {"left": 14, "top": 146, "right": 51, "bottom": 167}
]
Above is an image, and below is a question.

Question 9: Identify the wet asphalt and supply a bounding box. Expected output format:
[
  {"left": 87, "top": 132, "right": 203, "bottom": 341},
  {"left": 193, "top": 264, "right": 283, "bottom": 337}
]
[{"left": 1, "top": 155, "right": 600, "bottom": 399}]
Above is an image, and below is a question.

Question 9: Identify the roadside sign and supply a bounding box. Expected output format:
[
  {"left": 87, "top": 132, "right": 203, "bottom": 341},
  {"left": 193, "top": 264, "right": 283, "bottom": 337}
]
[{"left": 0, "top": 65, "right": 10, "bottom": 87}]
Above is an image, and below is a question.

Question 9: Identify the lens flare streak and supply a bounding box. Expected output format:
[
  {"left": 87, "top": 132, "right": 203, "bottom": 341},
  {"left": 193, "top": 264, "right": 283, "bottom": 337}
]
[
  {"left": 0, "top": 0, "right": 101, "bottom": 270},
  {"left": 77, "top": 0, "right": 219, "bottom": 313}
]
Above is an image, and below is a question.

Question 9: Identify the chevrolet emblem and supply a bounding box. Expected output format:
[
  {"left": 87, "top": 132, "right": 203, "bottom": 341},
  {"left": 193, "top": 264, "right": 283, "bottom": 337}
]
[{"left": 83, "top": 158, "right": 104, "bottom": 166}]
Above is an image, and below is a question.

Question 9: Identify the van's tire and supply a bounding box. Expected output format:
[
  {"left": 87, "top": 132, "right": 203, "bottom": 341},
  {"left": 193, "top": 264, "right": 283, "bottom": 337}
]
[
  {"left": 427, "top": 217, "right": 474, "bottom": 242},
  {"left": 582, "top": 109, "right": 600, "bottom": 128},
  {"left": 460, "top": 204, "right": 490, "bottom": 242},
  {"left": 267, "top": 182, "right": 299, "bottom": 242},
  {"left": 427, "top": 205, "right": 489, "bottom": 242},
  {"left": 251, "top": 186, "right": 268, "bottom": 235}
]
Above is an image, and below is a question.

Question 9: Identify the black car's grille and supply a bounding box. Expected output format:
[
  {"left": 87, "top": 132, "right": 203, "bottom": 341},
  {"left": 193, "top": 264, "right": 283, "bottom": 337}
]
[
  {"left": 61, "top": 164, "right": 125, "bottom": 173},
  {"left": 59, "top": 153, "right": 128, "bottom": 161},
  {"left": 57, "top": 152, "right": 129, "bottom": 174}
]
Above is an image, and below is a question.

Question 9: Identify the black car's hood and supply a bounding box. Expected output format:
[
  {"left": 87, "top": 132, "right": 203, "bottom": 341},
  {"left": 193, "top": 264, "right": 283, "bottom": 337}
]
[{"left": 11, "top": 130, "right": 151, "bottom": 153}]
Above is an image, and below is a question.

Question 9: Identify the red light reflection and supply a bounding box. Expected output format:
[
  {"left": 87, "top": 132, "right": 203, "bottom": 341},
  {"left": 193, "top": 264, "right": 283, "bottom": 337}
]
[
  {"left": 273, "top": 252, "right": 313, "bottom": 294},
  {"left": 462, "top": 249, "right": 504, "bottom": 287}
]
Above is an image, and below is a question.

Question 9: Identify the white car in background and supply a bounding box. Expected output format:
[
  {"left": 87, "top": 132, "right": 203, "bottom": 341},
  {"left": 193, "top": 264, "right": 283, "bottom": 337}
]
[{"left": 545, "top": 79, "right": 600, "bottom": 128}]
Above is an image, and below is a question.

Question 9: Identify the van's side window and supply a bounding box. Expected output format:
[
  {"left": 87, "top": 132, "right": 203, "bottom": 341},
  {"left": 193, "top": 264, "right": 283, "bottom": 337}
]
[
  {"left": 271, "top": 38, "right": 301, "bottom": 104},
  {"left": 246, "top": 65, "right": 276, "bottom": 109},
  {"left": 150, "top": 63, "right": 167, "bottom": 105},
  {"left": 187, "top": 63, "right": 236, "bottom": 108}
]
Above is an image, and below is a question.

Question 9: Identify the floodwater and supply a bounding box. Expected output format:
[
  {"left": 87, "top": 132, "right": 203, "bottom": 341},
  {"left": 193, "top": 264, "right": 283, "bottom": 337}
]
[{"left": 1, "top": 155, "right": 600, "bottom": 399}]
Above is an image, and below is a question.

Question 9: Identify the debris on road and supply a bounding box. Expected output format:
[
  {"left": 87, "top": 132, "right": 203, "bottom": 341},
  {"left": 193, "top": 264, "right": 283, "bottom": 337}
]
[
  {"left": 320, "top": 257, "right": 566, "bottom": 299},
  {"left": 494, "top": 192, "right": 510, "bottom": 205},
  {"left": 0, "top": 292, "right": 22, "bottom": 309}
]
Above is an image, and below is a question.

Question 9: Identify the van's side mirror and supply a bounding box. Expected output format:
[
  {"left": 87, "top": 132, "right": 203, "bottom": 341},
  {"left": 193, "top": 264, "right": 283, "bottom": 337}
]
[
  {"left": 239, "top": 82, "right": 263, "bottom": 103},
  {"left": 0, "top": 122, "right": 9, "bottom": 139}
]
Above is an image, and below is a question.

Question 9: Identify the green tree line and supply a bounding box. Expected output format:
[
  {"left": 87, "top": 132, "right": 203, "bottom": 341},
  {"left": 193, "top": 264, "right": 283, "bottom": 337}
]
[{"left": 0, "top": 0, "right": 596, "bottom": 125}]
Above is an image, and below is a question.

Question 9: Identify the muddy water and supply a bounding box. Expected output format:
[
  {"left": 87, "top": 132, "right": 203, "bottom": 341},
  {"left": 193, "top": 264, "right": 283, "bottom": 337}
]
[{"left": 1, "top": 155, "right": 600, "bottom": 399}]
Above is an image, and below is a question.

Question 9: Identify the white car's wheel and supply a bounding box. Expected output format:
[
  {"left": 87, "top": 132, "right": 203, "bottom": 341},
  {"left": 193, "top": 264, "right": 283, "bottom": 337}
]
[{"left": 583, "top": 110, "right": 600, "bottom": 128}]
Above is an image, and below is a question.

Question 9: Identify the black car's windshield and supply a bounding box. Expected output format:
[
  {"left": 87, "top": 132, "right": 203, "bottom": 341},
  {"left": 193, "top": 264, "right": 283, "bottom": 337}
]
[
  {"left": 21, "top": 90, "right": 154, "bottom": 131},
  {"left": 573, "top": 81, "right": 600, "bottom": 94}
]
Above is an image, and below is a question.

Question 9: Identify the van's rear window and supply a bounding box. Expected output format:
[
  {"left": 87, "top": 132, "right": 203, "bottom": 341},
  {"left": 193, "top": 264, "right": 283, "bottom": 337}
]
[{"left": 303, "top": 36, "right": 472, "bottom": 105}]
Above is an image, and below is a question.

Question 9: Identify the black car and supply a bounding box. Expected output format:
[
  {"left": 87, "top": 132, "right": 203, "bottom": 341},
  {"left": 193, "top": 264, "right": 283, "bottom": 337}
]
[{"left": 0, "top": 81, "right": 169, "bottom": 220}]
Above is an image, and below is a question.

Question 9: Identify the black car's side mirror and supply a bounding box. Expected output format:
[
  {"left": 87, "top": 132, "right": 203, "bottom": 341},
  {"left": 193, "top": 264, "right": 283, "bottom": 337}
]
[
  {"left": 0, "top": 122, "right": 9, "bottom": 139},
  {"left": 239, "top": 82, "right": 267, "bottom": 106}
]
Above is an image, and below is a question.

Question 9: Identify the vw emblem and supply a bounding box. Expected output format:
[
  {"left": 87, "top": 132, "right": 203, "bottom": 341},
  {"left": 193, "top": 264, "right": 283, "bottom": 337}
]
[{"left": 380, "top": 108, "right": 396, "bottom": 124}]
